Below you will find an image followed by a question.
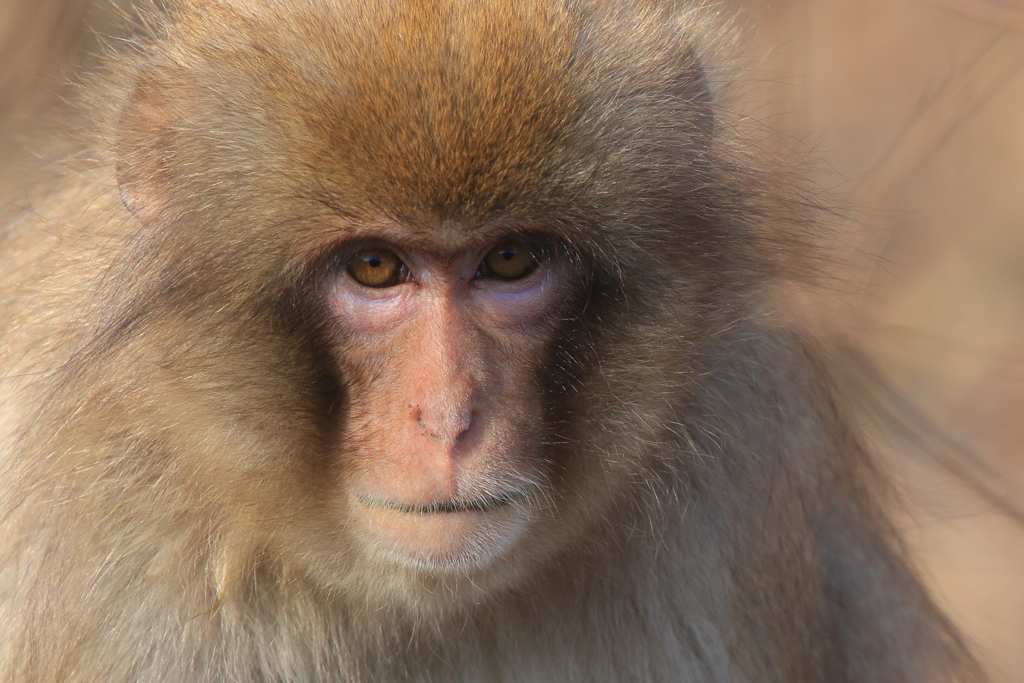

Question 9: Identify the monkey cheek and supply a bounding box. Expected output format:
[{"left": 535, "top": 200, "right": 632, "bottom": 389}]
[{"left": 355, "top": 504, "right": 532, "bottom": 573}]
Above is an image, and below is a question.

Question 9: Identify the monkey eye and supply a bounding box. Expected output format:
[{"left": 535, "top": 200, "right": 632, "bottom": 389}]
[
  {"left": 347, "top": 249, "right": 408, "bottom": 288},
  {"left": 478, "top": 241, "right": 538, "bottom": 280}
]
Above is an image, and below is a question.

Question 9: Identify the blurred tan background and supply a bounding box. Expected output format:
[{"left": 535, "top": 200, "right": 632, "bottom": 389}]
[
  {"left": 2, "top": 0, "right": 1023, "bottom": 678},
  {"left": 721, "top": 0, "right": 1024, "bottom": 678}
]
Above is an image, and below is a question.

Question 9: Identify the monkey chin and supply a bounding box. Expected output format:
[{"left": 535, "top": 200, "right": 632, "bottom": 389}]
[{"left": 353, "top": 490, "right": 534, "bottom": 574}]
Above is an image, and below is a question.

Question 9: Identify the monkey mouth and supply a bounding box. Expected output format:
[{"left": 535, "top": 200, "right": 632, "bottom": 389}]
[{"left": 356, "top": 487, "right": 535, "bottom": 515}]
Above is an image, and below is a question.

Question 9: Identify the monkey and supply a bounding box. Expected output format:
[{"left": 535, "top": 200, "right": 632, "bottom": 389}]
[{"left": 0, "top": 0, "right": 987, "bottom": 681}]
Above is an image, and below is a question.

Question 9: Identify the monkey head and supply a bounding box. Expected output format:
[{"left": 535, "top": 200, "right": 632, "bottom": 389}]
[{"left": 78, "top": 0, "right": 782, "bottom": 614}]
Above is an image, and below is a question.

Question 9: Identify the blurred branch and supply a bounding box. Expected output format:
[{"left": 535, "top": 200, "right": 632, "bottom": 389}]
[
  {"left": 850, "top": 30, "right": 1024, "bottom": 301},
  {"left": 928, "top": 0, "right": 1024, "bottom": 32}
]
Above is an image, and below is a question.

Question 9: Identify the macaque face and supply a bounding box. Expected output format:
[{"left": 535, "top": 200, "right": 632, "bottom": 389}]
[{"left": 323, "top": 226, "right": 576, "bottom": 573}]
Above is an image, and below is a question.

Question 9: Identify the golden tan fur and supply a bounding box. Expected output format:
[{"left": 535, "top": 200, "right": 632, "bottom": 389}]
[{"left": 0, "top": 1, "right": 983, "bottom": 681}]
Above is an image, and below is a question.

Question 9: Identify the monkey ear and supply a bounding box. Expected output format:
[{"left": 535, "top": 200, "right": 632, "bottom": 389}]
[{"left": 115, "top": 85, "right": 174, "bottom": 217}]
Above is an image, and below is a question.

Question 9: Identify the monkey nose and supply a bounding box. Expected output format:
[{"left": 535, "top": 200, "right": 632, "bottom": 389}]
[{"left": 411, "top": 402, "right": 475, "bottom": 446}]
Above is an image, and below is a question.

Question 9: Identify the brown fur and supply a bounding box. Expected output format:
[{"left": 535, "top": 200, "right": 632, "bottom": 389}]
[{"left": 0, "top": 1, "right": 983, "bottom": 681}]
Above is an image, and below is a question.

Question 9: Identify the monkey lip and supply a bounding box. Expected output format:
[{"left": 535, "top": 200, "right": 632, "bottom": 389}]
[
  {"left": 355, "top": 487, "right": 535, "bottom": 515},
  {"left": 353, "top": 487, "right": 538, "bottom": 571}
]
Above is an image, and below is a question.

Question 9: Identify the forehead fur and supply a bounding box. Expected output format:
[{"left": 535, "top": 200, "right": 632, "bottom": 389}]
[{"left": 151, "top": 0, "right": 717, "bottom": 224}]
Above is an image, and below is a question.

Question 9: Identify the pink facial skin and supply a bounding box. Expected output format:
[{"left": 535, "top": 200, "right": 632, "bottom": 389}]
[{"left": 326, "top": 235, "right": 572, "bottom": 571}]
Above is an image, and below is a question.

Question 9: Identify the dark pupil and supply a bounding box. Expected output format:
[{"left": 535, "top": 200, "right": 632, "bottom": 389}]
[
  {"left": 500, "top": 248, "right": 516, "bottom": 260},
  {"left": 367, "top": 255, "right": 383, "bottom": 267}
]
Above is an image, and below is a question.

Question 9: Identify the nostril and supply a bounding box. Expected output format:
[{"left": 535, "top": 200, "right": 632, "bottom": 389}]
[{"left": 453, "top": 411, "right": 475, "bottom": 443}]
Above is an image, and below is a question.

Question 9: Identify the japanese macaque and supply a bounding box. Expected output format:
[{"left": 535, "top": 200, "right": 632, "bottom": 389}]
[{"left": 0, "top": 1, "right": 985, "bottom": 681}]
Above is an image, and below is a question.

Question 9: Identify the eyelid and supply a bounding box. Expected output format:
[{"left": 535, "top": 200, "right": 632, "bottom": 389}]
[{"left": 331, "top": 240, "right": 409, "bottom": 271}]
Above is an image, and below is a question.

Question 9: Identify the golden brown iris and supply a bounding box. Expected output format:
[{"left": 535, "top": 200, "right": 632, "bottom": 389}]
[
  {"left": 480, "top": 241, "right": 537, "bottom": 280},
  {"left": 347, "top": 249, "right": 406, "bottom": 288}
]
